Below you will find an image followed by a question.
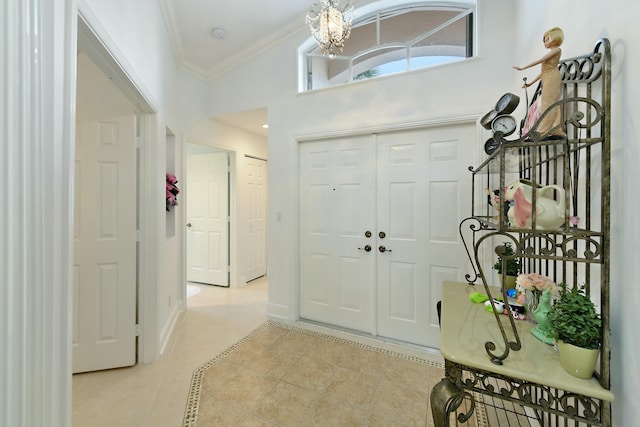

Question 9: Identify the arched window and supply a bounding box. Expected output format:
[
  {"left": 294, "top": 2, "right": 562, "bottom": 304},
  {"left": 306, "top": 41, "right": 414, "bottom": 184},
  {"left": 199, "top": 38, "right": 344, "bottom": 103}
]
[{"left": 300, "top": 2, "right": 475, "bottom": 91}]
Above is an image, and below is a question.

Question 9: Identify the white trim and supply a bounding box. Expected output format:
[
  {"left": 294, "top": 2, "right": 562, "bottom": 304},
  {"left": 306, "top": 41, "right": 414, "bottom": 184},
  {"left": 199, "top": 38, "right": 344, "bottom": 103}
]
[
  {"left": 77, "top": 1, "right": 159, "bottom": 113},
  {"left": 138, "top": 113, "right": 161, "bottom": 364},
  {"left": 1, "top": 0, "right": 76, "bottom": 425},
  {"left": 294, "top": 112, "right": 483, "bottom": 141},
  {"left": 75, "top": 4, "right": 164, "bottom": 365},
  {"left": 266, "top": 303, "right": 290, "bottom": 320},
  {"left": 158, "top": 302, "right": 183, "bottom": 356}
]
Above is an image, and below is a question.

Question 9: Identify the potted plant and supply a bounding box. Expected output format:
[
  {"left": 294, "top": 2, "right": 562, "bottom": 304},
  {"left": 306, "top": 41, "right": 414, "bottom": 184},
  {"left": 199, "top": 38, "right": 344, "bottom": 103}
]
[
  {"left": 548, "top": 283, "right": 602, "bottom": 379},
  {"left": 493, "top": 242, "right": 520, "bottom": 291}
]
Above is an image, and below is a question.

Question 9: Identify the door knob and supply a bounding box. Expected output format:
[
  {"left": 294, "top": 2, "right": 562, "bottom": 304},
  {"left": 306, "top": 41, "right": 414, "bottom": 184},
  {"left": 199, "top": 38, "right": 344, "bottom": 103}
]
[
  {"left": 358, "top": 245, "right": 372, "bottom": 252},
  {"left": 186, "top": 222, "right": 192, "bottom": 228},
  {"left": 365, "top": 231, "right": 372, "bottom": 238},
  {"left": 379, "top": 231, "right": 386, "bottom": 239},
  {"left": 378, "top": 245, "right": 392, "bottom": 253}
]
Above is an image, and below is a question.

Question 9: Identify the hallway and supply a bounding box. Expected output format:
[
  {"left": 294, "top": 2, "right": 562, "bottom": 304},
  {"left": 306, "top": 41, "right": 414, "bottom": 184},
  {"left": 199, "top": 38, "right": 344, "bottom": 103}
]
[{"left": 72, "top": 278, "right": 269, "bottom": 427}]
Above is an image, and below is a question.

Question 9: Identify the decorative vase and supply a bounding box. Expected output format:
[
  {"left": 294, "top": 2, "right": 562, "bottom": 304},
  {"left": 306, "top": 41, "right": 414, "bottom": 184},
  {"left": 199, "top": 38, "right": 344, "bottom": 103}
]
[
  {"left": 524, "top": 289, "right": 540, "bottom": 324},
  {"left": 497, "top": 274, "right": 517, "bottom": 293},
  {"left": 530, "top": 288, "right": 554, "bottom": 345},
  {"left": 557, "top": 341, "right": 600, "bottom": 379}
]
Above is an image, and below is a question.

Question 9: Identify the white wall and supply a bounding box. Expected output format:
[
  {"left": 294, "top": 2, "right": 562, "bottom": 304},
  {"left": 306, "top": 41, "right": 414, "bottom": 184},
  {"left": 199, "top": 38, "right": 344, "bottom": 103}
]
[
  {"left": 206, "top": 0, "right": 639, "bottom": 424},
  {"left": 78, "top": 0, "right": 183, "bottom": 360},
  {"left": 512, "top": 1, "right": 640, "bottom": 424},
  {"left": 207, "top": 0, "right": 518, "bottom": 321},
  {"left": 178, "top": 71, "right": 268, "bottom": 287}
]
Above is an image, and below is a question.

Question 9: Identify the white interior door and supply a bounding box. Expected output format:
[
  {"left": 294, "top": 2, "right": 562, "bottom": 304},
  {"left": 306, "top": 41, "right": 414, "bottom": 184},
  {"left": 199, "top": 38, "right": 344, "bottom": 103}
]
[
  {"left": 376, "top": 126, "right": 473, "bottom": 346},
  {"left": 246, "top": 157, "right": 267, "bottom": 281},
  {"left": 73, "top": 115, "right": 137, "bottom": 373},
  {"left": 299, "top": 125, "right": 474, "bottom": 348},
  {"left": 187, "top": 152, "right": 229, "bottom": 286},
  {"left": 299, "top": 136, "right": 376, "bottom": 332}
]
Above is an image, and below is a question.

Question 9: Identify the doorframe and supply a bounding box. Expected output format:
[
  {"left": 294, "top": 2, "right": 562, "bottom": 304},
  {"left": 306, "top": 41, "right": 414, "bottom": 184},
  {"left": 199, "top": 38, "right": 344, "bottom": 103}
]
[
  {"left": 292, "top": 115, "right": 484, "bottom": 325},
  {"left": 77, "top": 6, "right": 161, "bottom": 364}
]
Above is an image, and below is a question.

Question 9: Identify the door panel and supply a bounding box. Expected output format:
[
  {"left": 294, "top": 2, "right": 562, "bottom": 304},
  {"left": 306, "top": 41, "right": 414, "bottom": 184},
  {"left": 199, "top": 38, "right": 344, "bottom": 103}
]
[
  {"left": 246, "top": 157, "right": 267, "bottom": 281},
  {"left": 187, "top": 153, "right": 229, "bottom": 286},
  {"left": 376, "top": 126, "right": 474, "bottom": 347},
  {"left": 299, "top": 136, "right": 376, "bottom": 332},
  {"left": 73, "top": 116, "right": 137, "bottom": 373}
]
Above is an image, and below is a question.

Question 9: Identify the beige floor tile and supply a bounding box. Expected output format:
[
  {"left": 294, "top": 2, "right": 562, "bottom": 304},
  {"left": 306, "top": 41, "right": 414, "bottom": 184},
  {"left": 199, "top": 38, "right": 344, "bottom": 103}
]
[
  {"left": 217, "top": 367, "right": 279, "bottom": 411},
  {"left": 201, "top": 359, "right": 246, "bottom": 395},
  {"left": 303, "top": 395, "right": 368, "bottom": 427},
  {"left": 72, "top": 278, "right": 465, "bottom": 427},
  {"left": 370, "top": 378, "right": 429, "bottom": 426},
  {"left": 248, "top": 348, "right": 300, "bottom": 378},
  {"left": 271, "top": 331, "right": 322, "bottom": 356},
  {"left": 254, "top": 381, "right": 319, "bottom": 427},
  {"left": 307, "top": 339, "right": 354, "bottom": 366},
  {"left": 382, "top": 357, "right": 435, "bottom": 393},
  {"left": 323, "top": 367, "right": 380, "bottom": 409},
  {"left": 196, "top": 398, "right": 248, "bottom": 426},
  {"left": 282, "top": 355, "right": 338, "bottom": 392},
  {"left": 72, "top": 278, "right": 269, "bottom": 427},
  {"left": 239, "top": 414, "right": 279, "bottom": 426},
  {"left": 338, "top": 346, "right": 397, "bottom": 378}
]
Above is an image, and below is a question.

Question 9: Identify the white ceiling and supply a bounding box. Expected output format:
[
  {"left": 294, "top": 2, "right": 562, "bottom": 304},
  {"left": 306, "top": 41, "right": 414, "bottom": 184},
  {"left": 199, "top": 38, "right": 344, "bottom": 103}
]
[
  {"left": 160, "top": 0, "right": 316, "bottom": 137},
  {"left": 161, "top": 0, "right": 311, "bottom": 80}
]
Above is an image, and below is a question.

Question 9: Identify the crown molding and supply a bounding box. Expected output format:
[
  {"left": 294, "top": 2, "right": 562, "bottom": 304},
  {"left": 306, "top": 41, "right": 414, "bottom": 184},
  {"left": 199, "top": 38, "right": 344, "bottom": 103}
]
[
  {"left": 159, "top": 0, "right": 186, "bottom": 66},
  {"left": 159, "top": 0, "right": 307, "bottom": 83}
]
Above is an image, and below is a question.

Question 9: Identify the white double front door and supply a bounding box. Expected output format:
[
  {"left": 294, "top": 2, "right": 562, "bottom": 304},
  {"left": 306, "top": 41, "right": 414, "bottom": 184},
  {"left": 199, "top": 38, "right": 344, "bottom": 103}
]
[{"left": 299, "top": 124, "right": 474, "bottom": 348}]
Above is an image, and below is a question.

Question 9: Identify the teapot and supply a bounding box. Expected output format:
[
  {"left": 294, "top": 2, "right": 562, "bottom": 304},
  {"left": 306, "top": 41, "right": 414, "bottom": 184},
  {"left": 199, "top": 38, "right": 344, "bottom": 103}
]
[{"left": 504, "top": 179, "right": 566, "bottom": 230}]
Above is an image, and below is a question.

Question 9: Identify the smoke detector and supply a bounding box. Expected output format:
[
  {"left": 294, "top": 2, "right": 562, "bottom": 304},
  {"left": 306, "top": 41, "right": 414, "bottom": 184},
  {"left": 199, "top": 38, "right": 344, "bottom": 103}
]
[{"left": 211, "top": 28, "right": 227, "bottom": 40}]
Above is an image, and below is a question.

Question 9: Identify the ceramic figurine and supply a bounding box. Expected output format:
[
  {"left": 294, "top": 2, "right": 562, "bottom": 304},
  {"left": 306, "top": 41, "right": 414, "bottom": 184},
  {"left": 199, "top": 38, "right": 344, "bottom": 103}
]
[
  {"left": 513, "top": 27, "right": 565, "bottom": 138},
  {"left": 530, "top": 288, "right": 554, "bottom": 345},
  {"left": 504, "top": 179, "right": 565, "bottom": 230}
]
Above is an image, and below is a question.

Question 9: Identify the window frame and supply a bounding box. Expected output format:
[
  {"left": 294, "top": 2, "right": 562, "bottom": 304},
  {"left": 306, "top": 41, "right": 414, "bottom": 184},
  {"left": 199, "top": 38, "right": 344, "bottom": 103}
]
[{"left": 299, "top": 1, "right": 476, "bottom": 92}]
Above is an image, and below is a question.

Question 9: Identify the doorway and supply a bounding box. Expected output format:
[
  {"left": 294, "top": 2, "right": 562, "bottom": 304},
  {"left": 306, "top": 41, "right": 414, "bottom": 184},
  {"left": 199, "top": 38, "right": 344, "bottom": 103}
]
[
  {"left": 186, "top": 144, "right": 231, "bottom": 287},
  {"left": 299, "top": 124, "right": 475, "bottom": 348},
  {"left": 74, "top": 15, "right": 158, "bottom": 371}
]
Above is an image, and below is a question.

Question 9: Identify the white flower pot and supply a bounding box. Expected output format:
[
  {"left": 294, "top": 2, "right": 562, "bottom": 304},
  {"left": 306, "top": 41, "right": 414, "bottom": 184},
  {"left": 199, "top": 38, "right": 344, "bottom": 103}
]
[{"left": 558, "top": 341, "right": 600, "bottom": 379}]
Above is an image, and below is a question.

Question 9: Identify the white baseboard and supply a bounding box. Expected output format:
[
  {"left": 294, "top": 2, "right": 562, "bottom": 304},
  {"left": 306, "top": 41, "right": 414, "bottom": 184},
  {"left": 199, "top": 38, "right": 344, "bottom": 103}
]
[
  {"left": 158, "top": 301, "right": 184, "bottom": 357},
  {"left": 266, "top": 302, "right": 289, "bottom": 320}
]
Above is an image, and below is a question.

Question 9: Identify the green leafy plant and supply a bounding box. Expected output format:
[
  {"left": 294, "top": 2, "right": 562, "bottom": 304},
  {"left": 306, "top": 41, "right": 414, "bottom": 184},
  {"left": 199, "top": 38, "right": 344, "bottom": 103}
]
[
  {"left": 492, "top": 242, "right": 521, "bottom": 276},
  {"left": 548, "top": 283, "right": 602, "bottom": 349}
]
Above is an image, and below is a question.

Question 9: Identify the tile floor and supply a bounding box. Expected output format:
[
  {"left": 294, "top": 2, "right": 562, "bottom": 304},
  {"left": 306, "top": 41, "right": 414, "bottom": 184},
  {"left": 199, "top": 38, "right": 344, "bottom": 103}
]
[
  {"left": 73, "top": 278, "right": 270, "bottom": 427},
  {"left": 193, "top": 323, "right": 453, "bottom": 427},
  {"left": 72, "top": 277, "right": 467, "bottom": 427}
]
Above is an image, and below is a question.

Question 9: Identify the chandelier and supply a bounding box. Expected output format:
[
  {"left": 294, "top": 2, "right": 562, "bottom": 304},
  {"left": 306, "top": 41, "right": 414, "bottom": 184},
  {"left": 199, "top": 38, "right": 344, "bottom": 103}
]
[{"left": 305, "top": 0, "right": 354, "bottom": 56}]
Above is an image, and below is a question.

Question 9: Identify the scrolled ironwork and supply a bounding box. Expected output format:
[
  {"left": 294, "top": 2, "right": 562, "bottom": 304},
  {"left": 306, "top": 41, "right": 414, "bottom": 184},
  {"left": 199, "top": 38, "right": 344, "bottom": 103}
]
[
  {"left": 561, "top": 235, "right": 602, "bottom": 260},
  {"left": 449, "top": 364, "right": 605, "bottom": 425},
  {"left": 473, "top": 232, "right": 522, "bottom": 364},
  {"left": 521, "top": 233, "right": 557, "bottom": 257},
  {"left": 459, "top": 217, "right": 495, "bottom": 284}
]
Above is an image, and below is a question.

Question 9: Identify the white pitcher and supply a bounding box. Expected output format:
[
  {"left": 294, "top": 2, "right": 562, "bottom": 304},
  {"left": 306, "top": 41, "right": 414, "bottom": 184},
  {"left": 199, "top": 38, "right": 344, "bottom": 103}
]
[{"left": 505, "top": 179, "right": 566, "bottom": 230}]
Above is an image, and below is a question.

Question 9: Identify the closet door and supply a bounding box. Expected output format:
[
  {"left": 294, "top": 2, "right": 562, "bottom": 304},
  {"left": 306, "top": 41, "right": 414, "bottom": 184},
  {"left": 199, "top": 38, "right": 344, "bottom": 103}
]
[
  {"left": 376, "top": 125, "right": 474, "bottom": 347},
  {"left": 299, "top": 135, "right": 376, "bottom": 333}
]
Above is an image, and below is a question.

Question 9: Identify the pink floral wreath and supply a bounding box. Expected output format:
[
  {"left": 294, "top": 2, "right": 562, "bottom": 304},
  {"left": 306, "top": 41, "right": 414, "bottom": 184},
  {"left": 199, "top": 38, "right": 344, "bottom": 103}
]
[{"left": 166, "top": 173, "right": 179, "bottom": 211}]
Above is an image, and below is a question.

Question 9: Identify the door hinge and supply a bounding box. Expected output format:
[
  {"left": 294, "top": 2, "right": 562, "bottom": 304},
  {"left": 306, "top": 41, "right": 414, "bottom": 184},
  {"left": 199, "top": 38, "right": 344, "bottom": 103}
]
[
  {"left": 135, "top": 324, "right": 142, "bottom": 337},
  {"left": 136, "top": 230, "right": 141, "bottom": 242},
  {"left": 135, "top": 137, "right": 143, "bottom": 148}
]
